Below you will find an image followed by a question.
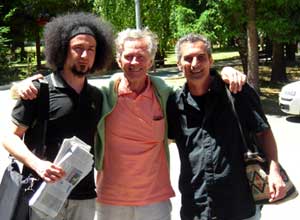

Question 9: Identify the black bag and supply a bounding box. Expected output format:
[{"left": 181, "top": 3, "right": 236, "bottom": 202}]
[
  {"left": 0, "top": 160, "right": 39, "bottom": 220},
  {"left": 226, "top": 87, "right": 298, "bottom": 204},
  {"left": 0, "top": 80, "right": 49, "bottom": 220},
  {"left": 0, "top": 160, "right": 23, "bottom": 220}
]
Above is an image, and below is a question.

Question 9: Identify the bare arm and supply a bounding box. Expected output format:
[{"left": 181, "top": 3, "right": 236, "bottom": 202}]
[
  {"left": 2, "top": 122, "right": 65, "bottom": 182},
  {"left": 220, "top": 66, "right": 246, "bottom": 93},
  {"left": 256, "top": 129, "right": 286, "bottom": 202}
]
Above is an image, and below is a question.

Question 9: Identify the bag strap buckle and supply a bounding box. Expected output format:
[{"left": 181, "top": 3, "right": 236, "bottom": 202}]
[{"left": 24, "top": 177, "right": 38, "bottom": 192}]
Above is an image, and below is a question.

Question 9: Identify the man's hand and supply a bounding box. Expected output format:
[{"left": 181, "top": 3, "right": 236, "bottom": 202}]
[
  {"left": 11, "top": 74, "right": 43, "bottom": 100},
  {"left": 220, "top": 66, "right": 246, "bottom": 94},
  {"left": 268, "top": 161, "right": 286, "bottom": 202},
  {"left": 34, "top": 160, "right": 65, "bottom": 183}
]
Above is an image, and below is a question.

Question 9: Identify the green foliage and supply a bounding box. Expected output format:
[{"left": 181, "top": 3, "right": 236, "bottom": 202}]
[
  {"left": 257, "top": 0, "right": 300, "bottom": 42},
  {"left": 194, "top": 9, "right": 222, "bottom": 43},
  {"left": 93, "top": 0, "right": 175, "bottom": 56},
  {"left": 93, "top": 0, "right": 135, "bottom": 31},
  {"left": 0, "top": 6, "right": 12, "bottom": 78},
  {"left": 170, "top": 5, "right": 196, "bottom": 38},
  {"left": 0, "top": 25, "right": 23, "bottom": 85},
  {"left": 142, "top": 0, "right": 174, "bottom": 55},
  {"left": 207, "top": 0, "right": 247, "bottom": 40},
  {"left": 0, "top": 26, "right": 10, "bottom": 65},
  {"left": 170, "top": 1, "right": 247, "bottom": 47}
]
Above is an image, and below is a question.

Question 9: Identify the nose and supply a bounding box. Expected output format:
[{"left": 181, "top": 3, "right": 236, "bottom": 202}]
[
  {"left": 191, "top": 57, "right": 198, "bottom": 67},
  {"left": 81, "top": 49, "right": 88, "bottom": 58},
  {"left": 131, "top": 56, "right": 138, "bottom": 64}
]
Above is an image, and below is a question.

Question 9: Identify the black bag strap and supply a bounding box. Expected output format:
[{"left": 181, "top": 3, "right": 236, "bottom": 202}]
[
  {"left": 226, "top": 87, "right": 268, "bottom": 165},
  {"left": 225, "top": 87, "right": 251, "bottom": 153},
  {"left": 36, "top": 78, "right": 49, "bottom": 157},
  {"left": 22, "top": 78, "right": 49, "bottom": 158}
]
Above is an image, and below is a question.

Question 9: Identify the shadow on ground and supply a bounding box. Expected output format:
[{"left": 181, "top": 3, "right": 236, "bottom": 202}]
[
  {"left": 260, "top": 93, "right": 285, "bottom": 116},
  {"left": 286, "top": 116, "right": 300, "bottom": 123}
]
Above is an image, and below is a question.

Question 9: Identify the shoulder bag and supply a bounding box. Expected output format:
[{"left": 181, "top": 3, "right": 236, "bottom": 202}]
[{"left": 225, "top": 87, "right": 298, "bottom": 204}]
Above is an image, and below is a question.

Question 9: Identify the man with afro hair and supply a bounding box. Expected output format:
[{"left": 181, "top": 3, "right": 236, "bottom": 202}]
[{"left": 3, "top": 12, "right": 114, "bottom": 220}]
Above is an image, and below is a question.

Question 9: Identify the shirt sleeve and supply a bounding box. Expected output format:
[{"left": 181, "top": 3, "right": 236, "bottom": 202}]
[
  {"left": 11, "top": 81, "right": 40, "bottom": 128},
  {"left": 234, "top": 83, "right": 270, "bottom": 134},
  {"left": 166, "top": 93, "right": 177, "bottom": 139}
]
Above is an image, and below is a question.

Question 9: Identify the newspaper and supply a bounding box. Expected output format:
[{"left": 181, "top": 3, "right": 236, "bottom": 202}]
[{"left": 29, "top": 136, "right": 94, "bottom": 218}]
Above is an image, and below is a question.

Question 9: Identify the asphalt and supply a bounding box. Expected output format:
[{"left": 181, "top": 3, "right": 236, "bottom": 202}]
[{"left": 1, "top": 74, "right": 299, "bottom": 219}]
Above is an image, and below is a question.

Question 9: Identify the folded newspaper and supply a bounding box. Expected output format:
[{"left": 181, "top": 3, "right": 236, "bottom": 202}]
[{"left": 29, "top": 136, "right": 94, "bottom": 218}]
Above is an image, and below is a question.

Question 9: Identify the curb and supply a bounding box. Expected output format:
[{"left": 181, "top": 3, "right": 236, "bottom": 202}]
[{"left": 0, "top": 83, "right": 12, "bottom": 91}]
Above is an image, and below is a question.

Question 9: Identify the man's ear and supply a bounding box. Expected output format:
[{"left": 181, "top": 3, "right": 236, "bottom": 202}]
[
  {"left": 116, "top": 58, "right": 122, "bottom": 68},
  {"left": 148, "top": 59, "right": 153, "bottom": 69},
  {"left": 209, "top": 56, "right": 214, "bottom": 66},
  {"left": 177, "top": 61, "right": 182, "bottom": 71}
]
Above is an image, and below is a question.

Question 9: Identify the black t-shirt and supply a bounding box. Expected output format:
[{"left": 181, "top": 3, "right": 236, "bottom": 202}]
[
  {"left": 167, "top": 70, "right": 269, "bottom": 220},
  {"left": 12, "top": 73, "right": 102, "bottom": 199}
]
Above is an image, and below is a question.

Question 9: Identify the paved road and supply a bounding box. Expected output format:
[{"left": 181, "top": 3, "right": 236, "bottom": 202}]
[{"left": 1, "top": 81, "right": 299, "bottom": 219}]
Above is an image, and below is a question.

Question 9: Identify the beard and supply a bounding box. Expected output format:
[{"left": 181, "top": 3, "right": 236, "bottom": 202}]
[{"left": 71, "top": 64, "right": 92, "bottom": 77}]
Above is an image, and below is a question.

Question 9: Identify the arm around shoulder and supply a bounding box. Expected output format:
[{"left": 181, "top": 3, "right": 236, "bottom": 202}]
[{"left": 10, "top": 74, "right": 43, "bottom": 100}]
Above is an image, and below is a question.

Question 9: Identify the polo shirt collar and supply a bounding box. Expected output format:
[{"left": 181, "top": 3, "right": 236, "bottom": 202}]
[
  {"left": 51, "top": 71, "right": 88, "bottom": 91},
  {"left": 118, "top": 74, "right": 152, "bottom": 98},
  {"left": 50, "top": 72, "right": 67, "bottom": 88}
]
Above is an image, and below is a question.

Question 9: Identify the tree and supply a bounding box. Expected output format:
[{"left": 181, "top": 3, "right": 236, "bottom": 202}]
[
  {"left": 0, "top": 26, "right": 11, "bottom": 73},
  {"left": 170, "top": 5, "right": 197, "bottom": 39},
  {"left": 198, "top": 0, "right": 300, "bottom": 85},
  {"left": 257, "top": 0, "right": 300, "bottom": 82},
  {"left": 93, "top": 0, "right": 175, "bottom": 61},
  {"left": 197, "top": 1, "right": 249, "bottom": 74},
  {"left": 246, "top": 0, "right": 259, "bottom": 91},
  {"left": 93, "top": 0, "right": 135, "bottom": 31},
  {"left": 0, "top": 6, "right": 23, "bottom": 84}
]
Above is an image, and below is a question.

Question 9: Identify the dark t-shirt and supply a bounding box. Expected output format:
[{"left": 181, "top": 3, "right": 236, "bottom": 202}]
[
  {"left": 12, "top": 73, "right": 102, "bottom": 199},
  {"left": 167, "top": 70, "right": 269, "bottom": 220}
]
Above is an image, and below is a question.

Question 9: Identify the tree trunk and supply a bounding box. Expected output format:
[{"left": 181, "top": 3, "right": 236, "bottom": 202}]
[
  {"left": 285, "top": 42, "right": 297, "bottom": 64},
  {"left": 246, "top": 0, "right": 259, "bottom": 92},
  {"left": 35, "top": 29, "right": 41, "bottom": 69},
  {"left": 235, "top": 37, "right": 248, "bottom": 74},
  {"left": 20, "top": 41, "right": 26, "bottom": 62},
  {"left": 271, "top": 41, "right": 287, "bottom": 82}
]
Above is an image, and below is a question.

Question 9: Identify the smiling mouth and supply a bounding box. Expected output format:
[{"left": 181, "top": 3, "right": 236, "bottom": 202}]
[
  {"left": 191, "top": 70, "right": 202, "bottom": 74},
  {"left": 129, "top": 67, "right": 143, "bottom": 72}
]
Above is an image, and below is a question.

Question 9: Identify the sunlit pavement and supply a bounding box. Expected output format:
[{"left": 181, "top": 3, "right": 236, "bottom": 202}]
[{"left": 1, "top": 80, "right": 300, "bottom": 220}]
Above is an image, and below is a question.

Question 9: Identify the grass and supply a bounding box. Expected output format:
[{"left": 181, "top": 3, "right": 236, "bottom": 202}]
[{"left": 212, "top": 51, "right": 240, "bottom": 61}]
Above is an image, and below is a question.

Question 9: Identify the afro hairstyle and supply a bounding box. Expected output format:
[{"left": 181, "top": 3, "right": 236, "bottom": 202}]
[{"left": 43, "top": 12, "right": 114, "bottom": 73}]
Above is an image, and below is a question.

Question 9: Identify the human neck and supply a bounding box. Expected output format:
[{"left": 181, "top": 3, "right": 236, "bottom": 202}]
[
  {"left": 188, "top": 76, "right": 211, "bottom": 96},
  {"left": 61, "top": 70, "right": 85, "bottom": 93},
  {"left": 124, "top": 75, "right": 148, "bottom": 95}
]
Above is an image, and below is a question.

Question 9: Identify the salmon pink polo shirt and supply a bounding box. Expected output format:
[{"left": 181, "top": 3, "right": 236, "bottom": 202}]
[{"left": 97, "top": 75, "right": 175, "bottom": 206}]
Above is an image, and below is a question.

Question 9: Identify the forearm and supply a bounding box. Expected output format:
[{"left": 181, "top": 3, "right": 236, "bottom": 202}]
[
  {"left": 256, "top": 129, "right": 280, "bottom": 171},
  {"left": 2, "top": 133, "right": 42, "bottom": 171},
  {"left": 3, "top": 132, "right": 65, "bottom": 182},
  {"left": 256, "top": 128, "right": 286, "bottom": 201}
]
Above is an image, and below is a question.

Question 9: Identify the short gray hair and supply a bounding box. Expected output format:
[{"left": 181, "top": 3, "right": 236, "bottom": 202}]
[
  {"left": 175, "top": 34, "right": 212, "bottom": 62},
  {"left": 115, "top": 28, "right": 158, "bottom": 61}
]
